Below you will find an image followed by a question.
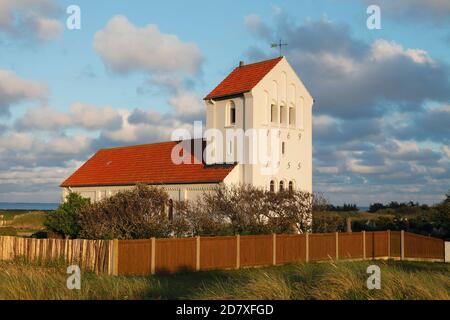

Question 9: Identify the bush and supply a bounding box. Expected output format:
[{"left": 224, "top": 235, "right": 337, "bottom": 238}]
[
  {"left": 77, "top": 184, "right": 173, "bottom": 239},
  {"left": 175, "top": 184, "right": 313, "bottom": 236},
  {"left": 44, "top": 193, "right": 89, "bottom": 238},
  {"left": 312, "top": 213, "right": 346, "bottom": 233}
]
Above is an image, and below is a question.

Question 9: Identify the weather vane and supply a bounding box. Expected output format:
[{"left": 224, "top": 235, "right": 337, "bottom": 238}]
[{"left": 271, "top": 39, "right": 288, "bottom": 57}]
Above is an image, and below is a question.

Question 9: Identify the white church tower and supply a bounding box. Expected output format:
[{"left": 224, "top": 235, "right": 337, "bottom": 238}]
[
  {"left": 204, "top": 56, "right": 314, "bottom": 193},
  {"left": 61, "top": 56, "right": 313, "bottom": 203}
]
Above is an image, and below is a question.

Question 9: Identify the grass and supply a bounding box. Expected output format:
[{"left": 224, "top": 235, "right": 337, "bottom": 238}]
[
  {"left": 0, "top": 210, "right": 47, "bottom": 237},
  {"left": 0, "top": 259, "right": 448, "bottom": 300},
  {"left": 0, "top": 227, "right": 17, "bottom": 236}
]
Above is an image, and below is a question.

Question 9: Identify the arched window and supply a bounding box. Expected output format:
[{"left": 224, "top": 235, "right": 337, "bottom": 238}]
[
  {"left": 288, "top": 181, "right": 294, "bottom": 192},
  {"left": 279, "top": 180, "right": 285, "bottom": 192},
  {"left": 168, "top": 199, "right": 174, "bottom": 221},
  {"left": 280, "top": 105, "right": 287, "bottom": 125},
  {"left": 270, "top": 180, "right": 275, "bottom": 192},
  {"left": 289, "top": 106, "right": 296, "bottom": 126},
  {"left": 229, "top": 101, "right": 236, "bottom": 125},
  {"left": 271, "top": 104, "right": 278, "bottom": 123}
]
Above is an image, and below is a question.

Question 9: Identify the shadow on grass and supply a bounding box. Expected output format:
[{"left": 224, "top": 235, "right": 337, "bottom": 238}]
[
  {"left": 141, "top": 269, "right": 242, "bottom": 299},
  {"left": 113, "top": 260, "right": 450, "bottom": 300},
  {"left": 383, "top": 259, "right": 450, "bottom": 273}
]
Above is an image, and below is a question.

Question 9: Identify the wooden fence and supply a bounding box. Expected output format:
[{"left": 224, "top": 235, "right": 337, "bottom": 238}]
[
  {"left": 0, "top": 236, "right": 113, "bottom": 274},
  {"left": 0, "top": 231, "right": 445, "bottom": 275}
]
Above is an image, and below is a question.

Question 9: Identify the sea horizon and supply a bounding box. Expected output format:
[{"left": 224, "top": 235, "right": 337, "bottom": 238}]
[{"left": 0, "top": 202, "right": 60, "bottom": 211}]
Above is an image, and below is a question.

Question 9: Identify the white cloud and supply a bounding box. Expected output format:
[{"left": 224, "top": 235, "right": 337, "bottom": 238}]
[
  {"left": 15, "top": 105, "right": 70, "bottom": 130},
  {"left": 0, "top": 0, "right": 62, "bottom": 42},
  {"left": 0, "top": 70, "right": 48, "bottom": 116},
  {"left": 0, "top": 132, "right": 33, "bottom": 150},
  {"left": 69, "top": 102, "right": 122, "bottom": 130},
  {"left": 15, "top": 103, "right": 123, "bottom": 131},
  {"left": 29, "top": 14, "right": 62, "bottom": 41},
  {"left": 168, "top": 90, "right": 203, "bottom": 115},
  {"left": 370, "top": 39, "right": 434, "bottom": 65},
  {"left": 442, "top": 145, "right": 450, "bottom": 159},
  {"left": 346, "top": 159, "right": 389, "bottom": 174},
  {"left": 44, "top": 135, "right": 91, "bottom": 155},
  {"left": 93, "top": 15, "right": 203, "bottom": 75}
]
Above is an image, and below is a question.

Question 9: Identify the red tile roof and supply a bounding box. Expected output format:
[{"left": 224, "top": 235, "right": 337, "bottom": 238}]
[
  {"left": 204, "top": 57, "right": 283, "bottom": 100},
  {"left": 61, "top": 140, "right": 236, "bottom": 187}
]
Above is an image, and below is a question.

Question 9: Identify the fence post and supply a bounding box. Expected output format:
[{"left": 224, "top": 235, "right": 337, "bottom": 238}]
[
  {"left": 305, "top": 233, "right": 309, "bottom": 262},
  {"left": 272, "top": 234, "right": 277, "bottom": 265},
  {"left": 387, "top": 230, "right": 391, "bottom": 259},
  {"left": 196, "top": 236, "right": 201, "bottom": 271},
  {"left": 362, "top": 231, "right": 366, "bottom": 260},
  {"left": 335, "top": 232, "right": 339, "bottom": 260},
  {"left": 401, "top": 230, "right": 405, "bottom": 260},
  {"left": 150, "top": 237, "right": 156, "bottom": 275},
  {"left": 236, "top": 234, "right": 240, "bottom": 269},
  {"left": 112, "top": 239, "right": 118, "bottom": 276}
]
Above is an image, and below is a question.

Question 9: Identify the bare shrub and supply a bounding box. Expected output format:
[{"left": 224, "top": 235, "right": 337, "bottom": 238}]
[
  {"left": 176, "top": 184, "right": 313, "bottom": 235},
  {"left": 76, "top": 184, "right": 313, "bottom": 239}
]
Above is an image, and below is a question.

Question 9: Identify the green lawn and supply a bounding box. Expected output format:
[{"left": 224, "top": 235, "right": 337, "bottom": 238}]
[{"left": 0, "top": 259, "right": 448, "bottom": 300}]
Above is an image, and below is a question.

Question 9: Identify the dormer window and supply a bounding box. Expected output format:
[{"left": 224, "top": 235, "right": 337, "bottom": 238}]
[{"left": 228, "top": 101, "right": 236, "bottom": 125}]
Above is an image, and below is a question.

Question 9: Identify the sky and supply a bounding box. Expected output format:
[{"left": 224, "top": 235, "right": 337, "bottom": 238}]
[{"left": 0, "top": 0, "right": 449, "bottom": 206}]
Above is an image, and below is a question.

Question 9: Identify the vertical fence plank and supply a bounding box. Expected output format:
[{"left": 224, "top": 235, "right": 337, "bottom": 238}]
[
  {"left": 151, "top": 237, "right": 156, "bottom": 275},
  {"left": 401, "top": 230, "right": 405, "bottom": 260},
  {"left": 272, "top": 234, "right": 276, "bottom": 265},
  {"left": 387, "top": 230, "right": 391, "bottom": 259},
  {"left": 196, "top": 236, "right": 201, "bottom": 271},
  {"left": 335, "top": 232, "right": 339, "bottom": 260},
  {"left": 305, "top": 233, "right": 309, "bottom": 262},
  {"left": 112, "top": 239, "right": 119, "bottom": 276},
  {"left": 236, "top": 235, "right": 240, "bottom": 269},
  {"left": 362, "top": 231, "right": 366, "bottom": 260}
]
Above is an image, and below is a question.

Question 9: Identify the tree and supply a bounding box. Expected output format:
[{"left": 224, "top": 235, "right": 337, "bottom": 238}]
[
  {"left": 368, "top": 203, "right": 385, "bottom": 213},
  {"left": 431, "top": 190, "right": 450, "bottom": 239},
  {"left": 443, "top": 189, "right": 450, "bottom": 205},
  {"left": 77, "top": 184, "right": 172, "bottom": 239},
  {"left": 44, "top": 192, "right": 90, "bottom": 238}
]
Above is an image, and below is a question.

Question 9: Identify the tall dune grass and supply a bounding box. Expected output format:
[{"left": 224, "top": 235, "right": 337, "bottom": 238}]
[{"left": 0, "top": 259, "right": 448, "bottom": 300}]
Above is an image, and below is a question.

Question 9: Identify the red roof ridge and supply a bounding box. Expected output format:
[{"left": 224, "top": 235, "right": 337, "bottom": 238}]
[
  {"left": 204, "top": 56, "right": 283, "bottom": 100},
  {"left": 235, "top": 56, "right": 283, "bottom": 68},
  {"left": 98, "top": 139, "right": 177, "bottom": 151},
  {"left": 61, "top": 139, "right": 236, "bottom": 188}
]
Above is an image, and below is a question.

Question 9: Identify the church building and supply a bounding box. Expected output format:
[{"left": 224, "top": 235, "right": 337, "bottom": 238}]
[{"left": 61, "top": 56, "right": 314, "bottom": 203}]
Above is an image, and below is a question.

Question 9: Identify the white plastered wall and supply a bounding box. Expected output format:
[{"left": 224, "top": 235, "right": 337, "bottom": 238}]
[{"left": 205, "top": 57, "right": 313, "bottom": 193}]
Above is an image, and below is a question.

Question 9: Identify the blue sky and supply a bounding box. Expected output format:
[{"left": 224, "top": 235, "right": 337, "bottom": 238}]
[{"left": 0, "top": 0, "right": 449, "bottom": 205}]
